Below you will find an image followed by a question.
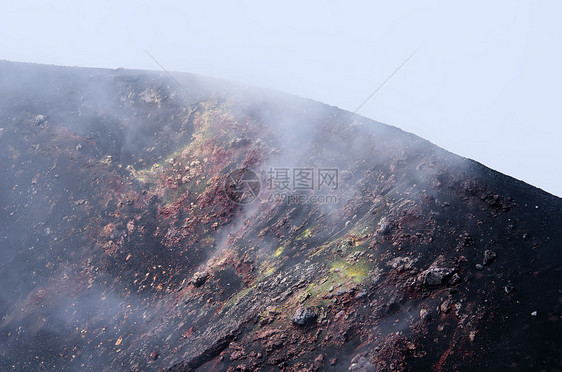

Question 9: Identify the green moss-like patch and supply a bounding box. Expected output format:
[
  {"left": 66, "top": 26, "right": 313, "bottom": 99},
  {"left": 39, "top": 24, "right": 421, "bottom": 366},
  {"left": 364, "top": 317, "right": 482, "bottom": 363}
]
[
  {"left": 296, "top": 227, "right": 314, "bottom": 241},
  {"left": 329, "top": 260, "right": 370, "bottom": 284},
  {"left": 224, "top": 285, "right": 254, "bottom": 309},
  {"left": 272, "top": 246, "right": 285, "bottom": 258}
]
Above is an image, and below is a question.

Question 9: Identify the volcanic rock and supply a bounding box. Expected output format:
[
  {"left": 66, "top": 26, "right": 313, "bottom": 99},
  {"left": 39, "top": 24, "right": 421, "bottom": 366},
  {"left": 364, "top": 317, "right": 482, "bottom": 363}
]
[
  {"left": 0, "top": 61, "right": 561, "bottom": 372},
  {"left": 191, "top": 271, "right": 208, "bottom": 287},
  {"left": 34, "top": 114, "right": 47, "bottom": 125},
  {"left": 449, "top": 273, "right": 461, "bottom": 285},
  {"left": 483, "top": 249, "right": 497, "bottom": 265},
  {"left": 422, "top": 267, "right": 453, "bottom": 285},
  {"left": 291, "top": 307, "right": 317, "bottom": 326}
]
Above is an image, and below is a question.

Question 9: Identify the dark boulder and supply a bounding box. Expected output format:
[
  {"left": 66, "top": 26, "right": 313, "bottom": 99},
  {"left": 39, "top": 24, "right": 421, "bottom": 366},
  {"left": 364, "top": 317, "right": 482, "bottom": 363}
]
[
  {"left": 291, "top": 307, "right": 317, "bottom": 326},
  {"left": 191, "top": 271, "right": 208, "bottom": 287},
  {"left": 483, "top": 250, "right": 497, "bottom": 266}
]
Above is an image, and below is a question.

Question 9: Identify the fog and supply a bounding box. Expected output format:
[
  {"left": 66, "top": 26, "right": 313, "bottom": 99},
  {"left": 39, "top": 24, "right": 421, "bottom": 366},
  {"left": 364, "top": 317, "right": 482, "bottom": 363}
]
[
  {"left": 0, "top": 1, "right": 561, "bottom": 196},
  {"left": 0, "top": 2, "right": 561, "bottom": 371}
]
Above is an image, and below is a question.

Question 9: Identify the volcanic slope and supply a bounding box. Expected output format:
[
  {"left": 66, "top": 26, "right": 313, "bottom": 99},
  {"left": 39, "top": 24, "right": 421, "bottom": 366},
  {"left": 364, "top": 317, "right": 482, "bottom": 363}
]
[{"left": 0, "top": 61, "right": 561, "bottom": 371}]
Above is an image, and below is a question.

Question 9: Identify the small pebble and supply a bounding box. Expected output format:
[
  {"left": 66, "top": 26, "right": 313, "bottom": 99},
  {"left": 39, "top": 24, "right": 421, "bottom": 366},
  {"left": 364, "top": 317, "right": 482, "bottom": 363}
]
[{"left": 483, "top": 250, "right": 497, "bottom": 266}]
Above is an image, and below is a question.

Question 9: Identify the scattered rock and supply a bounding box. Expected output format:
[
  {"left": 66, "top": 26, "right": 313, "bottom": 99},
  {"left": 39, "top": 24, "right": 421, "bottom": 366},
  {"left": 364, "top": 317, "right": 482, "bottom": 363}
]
[
  {"left": 388, "top": 256, "right": 415, "bottom": 271},
  {"left": 504, "top": 284, "right": 514, "bottom": 294},
  {"left": 483, "top": 250, "right": 497, "bottom": 266},
  {"left": 469, "top": 330, "right": 477, "bottom": 342},
  {"left": 313, "top": 354, "right": 325, "bottom": 367},
  {"left": 291, "top": 307, "right": 317, "bottom": 326},
  {"left": 231, "top": 137, "right": 250, "bottom": 148},
  {"left": 420, "top": 256, "right": 456, "bottom": 286},
  {"left": 75, "top": 144, "right": 82, "bottom": 151},
  {"left": 453, "top": 302, "right": 463, "bottom": 318},
  {"left": 449, "top": 273, "right": 461, "bottom": 285},
  {"left": 298, "top": 292, "right": 310, "bottom": 303},
  {"left": 462, "top": 233, "right": 474, "bottom": 246},
  {"left": 475, "top": 264, "right": 484, "bottom": 271},
  {"left": 181, "top": 327, "right": 194, "bottom": 338},
  {"left": 150, "top": 350, "right": 159, "bottom": 361},
  {"left": 336, "top": 289, "right": 349, "bottom": 296},
  {"left": 334, "top": 310, "right": 346, "bottom": 321},
  {"left": 230, "top": 349, "right": 247, "bottom": 361},
  {"left": 423, "top": 267, "right": 453, "bottom": 285},
  {"left": 531, "top": 311, "right": 538, "bottom": 317},
  {"left": 330, "top": 358, "right": 338, "bottom": 366},
  {"left": 420, "top": 308, "right": 430, "bottom": 320},
  {"left": 355, "top": 291, "right": 367, "bottom": 300},
  {"left": 440, "top": 299, "right": 451, "bottom": 313},
  {"left": 191, "top": 271, "right": 208, "bottom": 287},
  {"left": 377, "top": 217, "right": 392, "bottom": 235},
  {"left": 34, "top": 115, "right": 47, "bottom": 125}
]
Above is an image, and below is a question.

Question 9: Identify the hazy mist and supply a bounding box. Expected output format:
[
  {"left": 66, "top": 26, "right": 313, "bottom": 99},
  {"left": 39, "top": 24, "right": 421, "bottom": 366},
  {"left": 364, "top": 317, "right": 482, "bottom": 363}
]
[{"left": 1, "top": 1, "right": 560, "bottom": 196}]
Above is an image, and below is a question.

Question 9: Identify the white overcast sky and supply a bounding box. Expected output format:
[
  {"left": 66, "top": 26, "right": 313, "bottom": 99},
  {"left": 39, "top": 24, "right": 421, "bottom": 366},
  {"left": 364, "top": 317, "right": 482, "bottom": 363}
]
[{"left": 1, "top": 1, "right": 561, "bottom": 196}]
